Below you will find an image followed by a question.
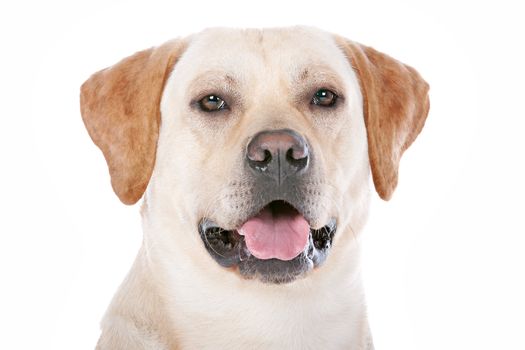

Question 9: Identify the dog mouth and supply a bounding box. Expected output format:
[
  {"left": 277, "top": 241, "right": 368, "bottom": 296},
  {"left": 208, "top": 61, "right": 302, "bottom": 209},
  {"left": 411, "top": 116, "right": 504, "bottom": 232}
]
[{"left": 199, "top": 200, "right": 336, "bottom": 283}]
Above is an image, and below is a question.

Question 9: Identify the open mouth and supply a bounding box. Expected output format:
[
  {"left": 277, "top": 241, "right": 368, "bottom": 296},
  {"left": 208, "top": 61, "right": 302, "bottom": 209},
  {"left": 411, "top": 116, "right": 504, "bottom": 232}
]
[{"left": 199, "top": 200, "right": 336, "bottom": 283}]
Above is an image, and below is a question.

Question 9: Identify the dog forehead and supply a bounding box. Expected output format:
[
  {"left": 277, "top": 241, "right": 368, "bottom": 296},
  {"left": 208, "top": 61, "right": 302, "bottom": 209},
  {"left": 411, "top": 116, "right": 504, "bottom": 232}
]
[{"left": 173, "top": 27, "right": 349, "bottom": 83}]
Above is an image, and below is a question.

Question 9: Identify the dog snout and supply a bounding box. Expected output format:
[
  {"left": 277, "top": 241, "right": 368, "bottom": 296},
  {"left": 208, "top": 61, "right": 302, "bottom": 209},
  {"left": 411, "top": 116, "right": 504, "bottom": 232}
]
[{"left": 246, "top": 129, "right": 309, "bottom": 184}]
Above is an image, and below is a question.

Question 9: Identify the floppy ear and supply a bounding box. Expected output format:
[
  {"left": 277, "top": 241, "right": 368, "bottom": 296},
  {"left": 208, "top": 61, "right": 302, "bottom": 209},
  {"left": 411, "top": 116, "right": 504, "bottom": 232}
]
[
  {"left": 336, "top": 38, "right": 430, "bottom": 200},
  {"left": 80, "top": 40, "right": 186, "bottom": 205}
]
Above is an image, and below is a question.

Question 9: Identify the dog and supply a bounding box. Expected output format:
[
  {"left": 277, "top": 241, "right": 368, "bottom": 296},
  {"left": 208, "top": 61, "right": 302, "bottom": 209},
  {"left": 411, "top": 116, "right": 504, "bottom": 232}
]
[{"left": 80, "top": 26, "right": 429, "bottom": 349}]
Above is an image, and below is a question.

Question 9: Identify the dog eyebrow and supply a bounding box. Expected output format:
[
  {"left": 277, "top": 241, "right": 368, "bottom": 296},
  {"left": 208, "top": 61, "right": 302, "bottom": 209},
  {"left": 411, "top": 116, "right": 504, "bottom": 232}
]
[
  {"left": 187, "top": 71, "right": 241, "bottom": 101},
  {"left": 224, "top": 74, "right": 236, "bottom": 85},
  {"left": 189, "top": 71, "right": 238, "bottom": 90},
  {"left": 299, "top": 68, "right": 309, "bottom": 81},
  {"left": 187, "top": 71, "right": 243, "bottom": 106},
  {"left": 296, "top": 65, "right": 342, "bottom": 82},
  {"left": 293, "top": 66, "right": 346, "bottom": 98}
]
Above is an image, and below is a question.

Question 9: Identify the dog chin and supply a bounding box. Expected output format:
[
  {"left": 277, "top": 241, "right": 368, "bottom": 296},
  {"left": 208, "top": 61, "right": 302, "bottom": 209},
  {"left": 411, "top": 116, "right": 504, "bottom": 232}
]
[{"left": 199, "top": 200, "right": 337, "bottom": 284}]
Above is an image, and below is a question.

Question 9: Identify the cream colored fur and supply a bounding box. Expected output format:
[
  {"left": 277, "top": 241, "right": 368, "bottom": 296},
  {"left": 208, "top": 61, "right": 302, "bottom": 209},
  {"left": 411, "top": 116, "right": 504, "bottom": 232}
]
[{"left": 85, "top": 26, "right": 428, "bottom": 349}]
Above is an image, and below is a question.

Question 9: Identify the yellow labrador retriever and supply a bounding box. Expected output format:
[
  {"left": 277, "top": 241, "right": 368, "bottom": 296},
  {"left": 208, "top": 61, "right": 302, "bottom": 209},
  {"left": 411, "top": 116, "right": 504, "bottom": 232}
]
[{"left": 80, "top": 27, "right": 429, "bottom": 350}]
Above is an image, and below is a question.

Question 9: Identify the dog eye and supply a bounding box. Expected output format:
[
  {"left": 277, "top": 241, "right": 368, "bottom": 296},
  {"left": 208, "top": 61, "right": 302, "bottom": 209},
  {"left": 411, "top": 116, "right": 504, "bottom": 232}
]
[
  {"left": 199, "top": 95, "right": 228, "bottom": 112},
  {"left": 311, "top": 89, "right": 338, "bottom": 107}
]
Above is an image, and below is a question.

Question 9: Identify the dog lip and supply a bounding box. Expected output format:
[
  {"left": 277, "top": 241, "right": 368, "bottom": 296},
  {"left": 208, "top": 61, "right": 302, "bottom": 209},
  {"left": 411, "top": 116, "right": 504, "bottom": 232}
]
[
  {"left": 198, "top": 213, "right": 337, "bottom": 283},
  {"left": 199, "top": 218, "right": 221, "bottom": 232},
  {"left": 198, "top": 219, "right": 251, "bottom": 267}
]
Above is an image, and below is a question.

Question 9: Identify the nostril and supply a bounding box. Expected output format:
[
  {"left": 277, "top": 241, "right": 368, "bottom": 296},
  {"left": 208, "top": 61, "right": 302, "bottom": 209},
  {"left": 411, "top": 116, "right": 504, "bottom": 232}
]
[
  {"left": 286, "top": 142, "right": 309, "bottom": 161},
  {"left": 247, "top": 148, "right": 273, "bottom": 173},
  {"left": 248, "top": 148, "right": 272, "bottom": 164},
  {"left": 262, "top": 149, "right": 272, "bottom": 164},
  {"left": 285, "top": 148, "right": 296, "bottom": 162},
  {"left": 286, "top": 148, "right": 308, "bottom": 170}
]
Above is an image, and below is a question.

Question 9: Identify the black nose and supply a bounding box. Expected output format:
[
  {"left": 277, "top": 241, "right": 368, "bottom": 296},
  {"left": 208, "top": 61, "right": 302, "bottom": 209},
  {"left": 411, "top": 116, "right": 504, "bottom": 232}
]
[{"left": 246, "top": 129, "right": 309, "bottom": 184}]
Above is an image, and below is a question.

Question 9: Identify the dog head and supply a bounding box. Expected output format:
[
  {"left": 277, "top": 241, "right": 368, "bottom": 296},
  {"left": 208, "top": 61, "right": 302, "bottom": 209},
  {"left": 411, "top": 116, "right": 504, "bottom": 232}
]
[{"left": 80, "top": 27, "right": 429, "bottom": 284}]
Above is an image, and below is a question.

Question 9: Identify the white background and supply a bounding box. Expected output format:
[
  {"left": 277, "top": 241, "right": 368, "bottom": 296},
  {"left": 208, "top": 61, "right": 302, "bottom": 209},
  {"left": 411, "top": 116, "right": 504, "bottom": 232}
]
[{"left": 1, "top": 0, "right": 524, "bottom": 349}]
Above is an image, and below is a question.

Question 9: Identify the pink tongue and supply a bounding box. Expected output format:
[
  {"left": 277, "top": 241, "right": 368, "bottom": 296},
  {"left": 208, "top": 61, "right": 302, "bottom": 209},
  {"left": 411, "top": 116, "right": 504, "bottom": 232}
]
[{"left": 239, "top": 202, "right": 310, "bottom": 261}]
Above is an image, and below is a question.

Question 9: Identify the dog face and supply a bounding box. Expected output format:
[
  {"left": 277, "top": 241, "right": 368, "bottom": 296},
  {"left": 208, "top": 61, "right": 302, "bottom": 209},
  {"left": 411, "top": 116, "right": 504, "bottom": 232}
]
[{"left": 80, "top": 27, "right": 429, "bottom": 284}]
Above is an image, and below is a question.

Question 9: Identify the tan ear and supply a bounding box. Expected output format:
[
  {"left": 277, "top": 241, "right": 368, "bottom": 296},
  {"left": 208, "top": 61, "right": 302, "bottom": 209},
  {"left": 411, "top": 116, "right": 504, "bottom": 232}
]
[
  {"left": 336, "top": 38, "right": 430, "bottom": 200},
  {"left": 80, "top": 39, "right": 186, "bottom": 205}
]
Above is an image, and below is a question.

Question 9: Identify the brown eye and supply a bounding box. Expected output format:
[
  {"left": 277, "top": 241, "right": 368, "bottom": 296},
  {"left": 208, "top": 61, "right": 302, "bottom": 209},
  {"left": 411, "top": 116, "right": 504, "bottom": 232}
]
[
  {"left": 312, "top": 89, "right": 338, "bottom": 107},
  {"left": 199, "top": 95, "right": 228, "bottom": 112}
]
